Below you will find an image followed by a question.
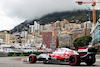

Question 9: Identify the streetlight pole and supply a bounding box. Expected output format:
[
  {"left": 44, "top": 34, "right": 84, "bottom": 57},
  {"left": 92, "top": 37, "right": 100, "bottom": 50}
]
[
  {"left": 84, "top": 4, "right": 91, "bottom": 21},
  {"left": 83, "top": 4, "right": 90, "bottom": 36},
  {"left": 85, "top": 22, "right": 87, "bottom": 35}
]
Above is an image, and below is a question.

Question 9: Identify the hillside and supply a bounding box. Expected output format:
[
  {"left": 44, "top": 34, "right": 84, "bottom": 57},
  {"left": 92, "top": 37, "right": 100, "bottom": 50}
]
[{"left": 10, "top": 10, "right": 100, "bottom": 33}]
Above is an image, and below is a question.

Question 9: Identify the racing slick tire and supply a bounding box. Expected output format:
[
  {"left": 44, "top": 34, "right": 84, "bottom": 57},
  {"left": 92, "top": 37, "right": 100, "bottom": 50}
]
[
  {"left": 85, "top": 54, "right": 96, "bottom": 66},
  {"left": 68, "top": 55, "right": 80, "bottom": 66},
  {"left": 43, "top": 60, "right": 48, "bottom": 64},
  {"left": 29, "top": 54, "right": 37, "bottom": 63}
]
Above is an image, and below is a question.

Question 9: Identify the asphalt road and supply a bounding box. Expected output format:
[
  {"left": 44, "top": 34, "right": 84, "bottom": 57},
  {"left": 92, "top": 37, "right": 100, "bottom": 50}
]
[{"left": 0, "top": 56, "right": 100, "bottom": 67}]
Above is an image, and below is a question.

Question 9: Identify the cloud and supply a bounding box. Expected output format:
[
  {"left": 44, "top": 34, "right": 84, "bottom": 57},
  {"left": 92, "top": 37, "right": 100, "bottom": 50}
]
[
  {"left": 0, "top": 0, "right": 99, "bottom": 31},
  {"left": 0, "top": 12, "right": 24, "bottom": 30},
  {"left": 0, "top": 0, "right": 89, "bottom": 20}
]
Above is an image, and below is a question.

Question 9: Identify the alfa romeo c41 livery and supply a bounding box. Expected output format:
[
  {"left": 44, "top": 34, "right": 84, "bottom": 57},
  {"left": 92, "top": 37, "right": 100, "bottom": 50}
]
[{"left": 28, "top": 47, "right": 97, "bottom": 66}]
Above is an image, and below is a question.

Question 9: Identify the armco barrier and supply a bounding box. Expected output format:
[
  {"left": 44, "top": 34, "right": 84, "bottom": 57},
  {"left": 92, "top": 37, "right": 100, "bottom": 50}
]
[{"left": 8, "top": 52, "right": 43, "bottom": 56}]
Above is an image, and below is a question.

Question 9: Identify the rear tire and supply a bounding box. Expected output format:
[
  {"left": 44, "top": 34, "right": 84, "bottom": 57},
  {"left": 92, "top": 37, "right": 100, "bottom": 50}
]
[
  {"left": 86, "top": 62, "right": 94, "bottom": 66},
  {"left": 29, "top": 54, "right": 37, "bottom": 63},
  {"left": 85, "top": 54, "right": 96, "bottom": 66},
  {"left": 68, "top": 55, "right": 80, "bottom": 66}
]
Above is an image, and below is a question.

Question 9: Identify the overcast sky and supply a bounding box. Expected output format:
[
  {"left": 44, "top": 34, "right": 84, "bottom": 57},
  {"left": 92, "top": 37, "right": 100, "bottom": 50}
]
[{"left": 0, "top": 0, "right": 100, "bottom": 31}]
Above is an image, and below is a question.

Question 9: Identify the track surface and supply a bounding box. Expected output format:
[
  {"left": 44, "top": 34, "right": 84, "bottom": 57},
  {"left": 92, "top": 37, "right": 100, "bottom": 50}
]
[{"left": 0, "top": 56, "right": 100, "bottom": 67}]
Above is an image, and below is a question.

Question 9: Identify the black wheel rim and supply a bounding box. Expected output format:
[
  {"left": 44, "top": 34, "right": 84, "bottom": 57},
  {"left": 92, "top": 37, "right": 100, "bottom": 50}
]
[
  {"left": 29, "top": 56, "right": 32, "bottom": 62},
  {"left": 69, "top": 56, "right": 75, "bottom": 64}
]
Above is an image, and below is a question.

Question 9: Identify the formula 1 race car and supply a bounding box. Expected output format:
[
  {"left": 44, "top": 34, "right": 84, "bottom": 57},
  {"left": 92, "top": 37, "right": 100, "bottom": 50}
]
[{"left": 28, "top": 47, "right": 97, "bottom": 66}]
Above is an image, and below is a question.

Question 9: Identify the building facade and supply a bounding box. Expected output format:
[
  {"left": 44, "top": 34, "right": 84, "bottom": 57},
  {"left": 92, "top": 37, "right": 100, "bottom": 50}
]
[
  {"left": 42, "top": 31, "right": 57, "bottom": 48},
  {"left": 91, "top": 18, "right": 100, "bottom": 47},
  {"left": 50, "top": 36, "right": 58, "bottom": 48},
  {"left": 58, "top": 31, "right": 73, "bottom": 48},
  {"left": 71, "top": 28, "right": 84, "bottom": 39},
  {"left": 0, "top": 31, "right": 10, "bottom": 44},
  {"left": 29, "top": 25, "right": 34, "bottom": 33},
  {"left": 21, "top": 31, "right": 28, "bottom": 38}
]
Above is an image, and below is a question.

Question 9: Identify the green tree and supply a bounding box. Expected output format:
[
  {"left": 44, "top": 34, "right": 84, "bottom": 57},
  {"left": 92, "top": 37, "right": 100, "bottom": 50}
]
[{"left": 73, "top": 35, "right": 92, "bottom": 49}]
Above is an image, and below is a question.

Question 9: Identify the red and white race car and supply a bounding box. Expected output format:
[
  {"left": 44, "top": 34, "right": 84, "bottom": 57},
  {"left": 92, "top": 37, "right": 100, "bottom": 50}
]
[{"left": 28, "top": 47, "right": 97, "bottom": 66}]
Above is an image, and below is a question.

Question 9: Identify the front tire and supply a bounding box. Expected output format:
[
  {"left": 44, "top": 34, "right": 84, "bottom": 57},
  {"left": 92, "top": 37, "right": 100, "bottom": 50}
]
[
  {"left": 68, "top": 55, "right": 80, "bottom": 66},
  {"left": 43, "top": 60, "right": 48, "bottom": 64},
  {"left": 29, "top": 54, "right": 37, "bottom": 63}
]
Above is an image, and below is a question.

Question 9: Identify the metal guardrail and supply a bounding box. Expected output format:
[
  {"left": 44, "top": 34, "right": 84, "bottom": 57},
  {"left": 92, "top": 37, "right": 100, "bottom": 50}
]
[{"left": 0, "top": 52, "right": 8, "bottom": 57}]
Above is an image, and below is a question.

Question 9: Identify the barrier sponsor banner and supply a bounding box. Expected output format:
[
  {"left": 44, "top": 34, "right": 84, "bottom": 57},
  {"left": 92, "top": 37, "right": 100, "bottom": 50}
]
[{"left": 8, "top": 52, "right": 44, "bottom": 56}]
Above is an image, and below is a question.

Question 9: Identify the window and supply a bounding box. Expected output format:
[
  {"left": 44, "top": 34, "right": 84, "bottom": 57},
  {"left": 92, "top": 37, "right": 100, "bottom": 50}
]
[
  {"left": 99, "top": 31, "right": 100, "bottom": 35},
  {"left": 98, "top": 26, "right": 100, "bottom": 30}
]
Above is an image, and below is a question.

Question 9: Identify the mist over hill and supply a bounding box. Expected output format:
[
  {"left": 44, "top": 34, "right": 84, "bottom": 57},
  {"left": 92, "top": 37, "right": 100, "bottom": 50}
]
[{"left": 5, "top": 10, "right": 100, "bottom": 33}]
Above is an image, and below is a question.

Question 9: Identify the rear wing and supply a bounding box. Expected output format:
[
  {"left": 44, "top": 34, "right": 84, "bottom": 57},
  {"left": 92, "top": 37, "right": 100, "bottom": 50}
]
[{"left": 78, "top": 47, "right": 97, "bottom": 54}]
